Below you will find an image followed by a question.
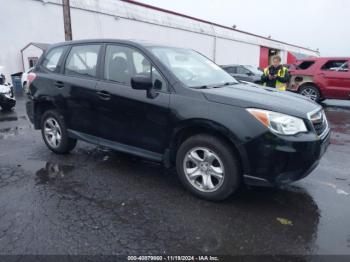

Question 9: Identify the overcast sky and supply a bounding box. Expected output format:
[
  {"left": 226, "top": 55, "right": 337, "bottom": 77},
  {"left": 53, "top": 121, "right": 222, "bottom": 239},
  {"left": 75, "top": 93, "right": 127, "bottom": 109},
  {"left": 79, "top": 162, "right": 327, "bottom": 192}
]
[{"left": 135, "top": 0, "right": 349, "bottom": 56}]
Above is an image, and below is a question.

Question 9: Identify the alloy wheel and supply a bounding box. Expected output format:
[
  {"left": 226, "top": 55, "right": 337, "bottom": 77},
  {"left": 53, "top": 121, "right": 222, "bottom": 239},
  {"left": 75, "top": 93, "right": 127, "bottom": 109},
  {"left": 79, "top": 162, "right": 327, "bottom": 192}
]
[
  {"left": 300, "top": 87, "right": 318, "bottom": 101},
  {"left": 44, "top": 117, "right": 62, "bottom": 148},
  {"left": 183, "top": 147, "right": 225, "bottom": 192}
]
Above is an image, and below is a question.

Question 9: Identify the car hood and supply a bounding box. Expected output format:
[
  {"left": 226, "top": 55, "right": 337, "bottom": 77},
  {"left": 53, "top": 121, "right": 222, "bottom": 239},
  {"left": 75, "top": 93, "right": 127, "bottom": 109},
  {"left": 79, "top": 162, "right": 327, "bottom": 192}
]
[{"left": 201, "top": 82, "right": 320, "bottom": 118}]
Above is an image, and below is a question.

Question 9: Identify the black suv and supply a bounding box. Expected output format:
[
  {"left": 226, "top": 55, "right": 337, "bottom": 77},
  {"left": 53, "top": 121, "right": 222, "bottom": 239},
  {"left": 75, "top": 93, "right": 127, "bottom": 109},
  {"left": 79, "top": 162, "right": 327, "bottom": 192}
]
[{"left": 26, "top": 39, "right": 330, "bottom": 201}]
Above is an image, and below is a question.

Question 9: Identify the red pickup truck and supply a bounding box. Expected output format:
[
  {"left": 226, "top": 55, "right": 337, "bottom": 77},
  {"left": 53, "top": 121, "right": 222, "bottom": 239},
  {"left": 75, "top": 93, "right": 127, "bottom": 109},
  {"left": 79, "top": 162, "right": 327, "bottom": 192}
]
[{"left": 288, "top": 57, "right": 350, "bottom": 102}]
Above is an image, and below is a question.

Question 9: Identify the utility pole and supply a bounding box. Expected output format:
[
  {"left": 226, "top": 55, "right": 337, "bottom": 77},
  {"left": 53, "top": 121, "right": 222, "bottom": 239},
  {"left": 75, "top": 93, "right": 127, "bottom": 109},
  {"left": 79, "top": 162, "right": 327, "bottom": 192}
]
[{"left": 62, "top": 0, "right": 72, "bottom": 41}]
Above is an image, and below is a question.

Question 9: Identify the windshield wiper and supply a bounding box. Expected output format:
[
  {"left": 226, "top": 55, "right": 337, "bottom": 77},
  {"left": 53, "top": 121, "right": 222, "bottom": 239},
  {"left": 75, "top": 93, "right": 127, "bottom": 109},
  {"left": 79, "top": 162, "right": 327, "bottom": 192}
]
[
  {"left": 213, "top": 82, "right": 239, "bottom": 88},
  {"left": 192, "top": 85, "right": 210, "bottom": 89},
  {"left": 192, "top": 82, "right": 238, "bottom": 89}
]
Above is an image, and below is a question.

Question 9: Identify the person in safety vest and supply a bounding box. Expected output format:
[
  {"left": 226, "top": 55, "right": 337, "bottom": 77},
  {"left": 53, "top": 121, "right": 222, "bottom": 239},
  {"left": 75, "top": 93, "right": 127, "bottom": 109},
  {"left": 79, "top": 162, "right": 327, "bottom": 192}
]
[{"left": 261, "top": 55, "right": 290, "bottom": 91}]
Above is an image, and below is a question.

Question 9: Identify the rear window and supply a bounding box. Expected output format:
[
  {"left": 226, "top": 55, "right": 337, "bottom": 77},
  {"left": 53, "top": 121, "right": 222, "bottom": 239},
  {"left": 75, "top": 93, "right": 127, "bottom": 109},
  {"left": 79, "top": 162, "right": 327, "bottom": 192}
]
[
  {"left": 321, "top": 60, "right": 348, "bottom": 71},
  {"left": 42, "top": 46, "right": 66, "bottom": 72},
  {"left": 297, "top": 61, "right": 315, "bottom": 70}
]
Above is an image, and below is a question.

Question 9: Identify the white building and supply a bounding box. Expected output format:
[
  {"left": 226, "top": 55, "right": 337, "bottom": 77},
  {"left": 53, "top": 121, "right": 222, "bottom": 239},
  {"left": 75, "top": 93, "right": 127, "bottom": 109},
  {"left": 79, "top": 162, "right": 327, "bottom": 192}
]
[{"left": 0, "top": 0, "right": 319, "bottom": 81}]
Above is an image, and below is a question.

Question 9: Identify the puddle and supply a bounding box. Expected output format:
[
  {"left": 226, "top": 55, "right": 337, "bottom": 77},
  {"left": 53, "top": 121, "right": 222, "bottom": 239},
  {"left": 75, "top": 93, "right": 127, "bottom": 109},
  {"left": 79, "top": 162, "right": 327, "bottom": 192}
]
[
  {"left": 35, "top": 162, "right": 75, "bottom": 185},
  {"left": 0, "top": 125, "right": 32, "bottom": 139}
]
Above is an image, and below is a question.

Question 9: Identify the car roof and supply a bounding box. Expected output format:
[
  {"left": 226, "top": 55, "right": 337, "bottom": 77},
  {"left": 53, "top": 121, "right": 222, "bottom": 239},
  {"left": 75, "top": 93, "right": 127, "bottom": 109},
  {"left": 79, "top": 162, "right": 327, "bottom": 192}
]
[
  {"left": 298, "top": 57, "right": 350, "bottom": 62},
  {"left": 221, "top": 64, "right": 240, "bottom": 67},
  {"left": 48, "top": 39, "right": 182, "bottom": 49}
]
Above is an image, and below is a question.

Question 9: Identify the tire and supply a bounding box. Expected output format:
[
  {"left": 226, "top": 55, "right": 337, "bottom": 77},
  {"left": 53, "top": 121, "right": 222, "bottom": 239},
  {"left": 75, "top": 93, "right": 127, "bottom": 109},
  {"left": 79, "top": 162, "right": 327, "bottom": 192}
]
[
  {"left": 41, "top": 110, "right": 77, "bottom": 154},
  {"left": 0, "top": 104, "right": 15, "bottom": 111},
  {"left": 298, "top": 85, "right": 321, "bottom": 102},
  {"left": 176, "top": 134, "right": 241, "bottom": 201}
]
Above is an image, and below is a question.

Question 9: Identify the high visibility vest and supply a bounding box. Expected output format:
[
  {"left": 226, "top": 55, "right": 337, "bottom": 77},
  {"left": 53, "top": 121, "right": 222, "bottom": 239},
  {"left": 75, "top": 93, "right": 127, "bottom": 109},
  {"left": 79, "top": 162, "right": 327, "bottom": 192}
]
[{"left": 263, "top": 66, "right": 288, "bottom": 91}]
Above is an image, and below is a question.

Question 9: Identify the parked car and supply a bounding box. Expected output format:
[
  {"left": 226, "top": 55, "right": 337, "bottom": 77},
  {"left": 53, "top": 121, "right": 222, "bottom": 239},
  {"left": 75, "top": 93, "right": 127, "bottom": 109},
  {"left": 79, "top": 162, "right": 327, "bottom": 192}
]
[
  {"left": 0, "top": 69, "right": 16, "bottom": 111},
  {"left": 288, "top": 57, "right": 350, "bottom": 101},
  {"left": 221, "top": 64, "right": 263, "bottom": 84},
  {"left": 21, "top": 67, "right": 34, "bottom": 93},
  {"left": 26, "top": 39, "right": 330, "bottom": 201}
]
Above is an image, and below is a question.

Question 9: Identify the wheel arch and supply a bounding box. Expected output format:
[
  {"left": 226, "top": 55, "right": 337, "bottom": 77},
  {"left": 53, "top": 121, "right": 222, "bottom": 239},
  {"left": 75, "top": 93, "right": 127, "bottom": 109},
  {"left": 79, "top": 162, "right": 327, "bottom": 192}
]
[
  {"left": 33, "top": 97, "right": 59, "bottom": 129},
  {"left": 298, "top": 82, "right": 324, "bottom": 100},
  {"left": 168, "top": 119, "right": 249, "bottom": 174}
]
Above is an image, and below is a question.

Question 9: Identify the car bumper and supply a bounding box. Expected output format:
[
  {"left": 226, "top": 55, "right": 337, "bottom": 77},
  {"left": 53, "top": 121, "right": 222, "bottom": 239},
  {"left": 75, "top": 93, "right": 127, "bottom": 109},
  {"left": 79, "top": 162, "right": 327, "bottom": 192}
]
[
  {"left": 287, "top": 83, "right": 300, "bottom": 92},
  {"left": 0, "top": 94, "right": 16, "bottom": 107},
  {"left": 242, "top": 129, "right": 331, "bottom": 186},
  {"left": 25, "top": 96, "right": 36, "bottom": 126}
]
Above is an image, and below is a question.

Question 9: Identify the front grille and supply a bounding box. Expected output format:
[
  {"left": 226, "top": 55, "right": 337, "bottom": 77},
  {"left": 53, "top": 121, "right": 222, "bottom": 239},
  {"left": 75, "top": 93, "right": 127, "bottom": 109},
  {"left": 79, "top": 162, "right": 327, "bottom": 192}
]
[{"left": 309, "top": 109, "right": 328, "bottom": 136}]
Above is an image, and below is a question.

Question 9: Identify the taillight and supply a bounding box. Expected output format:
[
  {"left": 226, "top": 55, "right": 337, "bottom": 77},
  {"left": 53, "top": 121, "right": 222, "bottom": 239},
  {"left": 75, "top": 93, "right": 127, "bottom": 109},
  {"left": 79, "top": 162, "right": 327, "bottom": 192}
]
[{"left": 27, "top": 72, "right": 37, "bottom": 86}]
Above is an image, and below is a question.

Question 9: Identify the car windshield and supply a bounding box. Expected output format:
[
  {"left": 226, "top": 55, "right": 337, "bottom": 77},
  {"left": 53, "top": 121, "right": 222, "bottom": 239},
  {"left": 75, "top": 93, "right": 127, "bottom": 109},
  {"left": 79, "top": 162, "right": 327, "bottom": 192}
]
[
  {"left": 244, "top": 65, "right": 263, "bottom": 75},
  {"left": 147, "top": 47, "right": 238, "bottom": 88}
]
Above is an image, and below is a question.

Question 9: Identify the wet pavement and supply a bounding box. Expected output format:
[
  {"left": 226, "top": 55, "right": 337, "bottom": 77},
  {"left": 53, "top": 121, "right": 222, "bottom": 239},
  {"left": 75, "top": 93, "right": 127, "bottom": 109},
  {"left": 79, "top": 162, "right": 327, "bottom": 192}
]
[{"left": 0, "top": 97, "right": 349, "bottom": 256}]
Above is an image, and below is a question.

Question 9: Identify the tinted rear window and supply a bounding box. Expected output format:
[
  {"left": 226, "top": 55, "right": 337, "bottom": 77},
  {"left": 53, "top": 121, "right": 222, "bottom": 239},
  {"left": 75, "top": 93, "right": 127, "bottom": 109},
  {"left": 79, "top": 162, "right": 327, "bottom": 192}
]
[
  {"left": 297, "top": 61, "right": 315, "bottom": 70},
  {"left": 42, "top": 46, "right": 66, "bottom": 72},
  {"left": 321, "top": 60, "right": 348, "bottom": 71}
]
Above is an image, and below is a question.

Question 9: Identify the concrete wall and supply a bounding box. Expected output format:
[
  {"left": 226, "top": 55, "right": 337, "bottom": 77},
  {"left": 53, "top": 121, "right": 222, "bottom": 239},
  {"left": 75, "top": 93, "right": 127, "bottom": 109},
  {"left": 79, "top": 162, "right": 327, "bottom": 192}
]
[
  {"left": 0, "top": 0, "right": 319, "bottom": 82},
  {"left": 0, "top": 0, "right": 64, "bottom": 80},
  {"left": 215, "top": 39, "right": 260, "bottom": 66},
  {"left": 71, "top": 8, "right": 215, "bottom": 60}
]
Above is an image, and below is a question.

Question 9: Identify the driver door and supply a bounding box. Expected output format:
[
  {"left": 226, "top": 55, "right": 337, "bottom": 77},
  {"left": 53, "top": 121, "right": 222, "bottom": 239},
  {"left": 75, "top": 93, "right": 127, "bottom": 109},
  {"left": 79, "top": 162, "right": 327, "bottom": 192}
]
[{"left": 95, "top": 44, "right": 171, "bottom": 154}]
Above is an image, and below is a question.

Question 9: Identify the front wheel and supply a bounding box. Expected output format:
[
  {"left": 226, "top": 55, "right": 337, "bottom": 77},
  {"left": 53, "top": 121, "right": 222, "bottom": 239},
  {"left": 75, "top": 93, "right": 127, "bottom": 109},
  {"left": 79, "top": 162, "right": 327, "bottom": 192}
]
[
  {"left": 41, "top": 110, "right": 77, "bottom": 154},
  {"left": 176, "top": 134, "right": 241, "bottom": 201},
  {"left": 299, "top": 85, "right": 321, "bottom": 102}
]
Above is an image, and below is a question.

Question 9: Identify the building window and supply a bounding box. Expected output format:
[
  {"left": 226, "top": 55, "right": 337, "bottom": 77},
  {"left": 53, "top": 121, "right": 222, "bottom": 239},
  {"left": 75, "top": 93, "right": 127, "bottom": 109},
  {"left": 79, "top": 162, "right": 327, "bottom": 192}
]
[{"left": 28, "top": 57, "right": 39, "bottom": 68}]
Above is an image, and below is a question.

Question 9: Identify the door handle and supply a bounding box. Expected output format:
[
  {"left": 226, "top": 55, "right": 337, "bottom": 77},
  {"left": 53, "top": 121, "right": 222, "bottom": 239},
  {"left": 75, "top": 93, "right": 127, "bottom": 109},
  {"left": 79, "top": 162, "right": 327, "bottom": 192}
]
[
  {"left": 96, "top": 90, "right": 111, "bottom": 100},
  {"left": 54, "top": 81, "right": 64, "bottom": 88},
  {"left": 317, "top": 73, "right": 325, "bottom": 77}
]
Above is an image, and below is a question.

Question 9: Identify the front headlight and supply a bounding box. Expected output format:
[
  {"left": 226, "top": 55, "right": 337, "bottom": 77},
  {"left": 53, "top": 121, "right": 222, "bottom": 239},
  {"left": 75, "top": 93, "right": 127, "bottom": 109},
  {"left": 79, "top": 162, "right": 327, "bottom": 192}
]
[{"left": 247, "top": 108, "right": 307, "bottom": 135}]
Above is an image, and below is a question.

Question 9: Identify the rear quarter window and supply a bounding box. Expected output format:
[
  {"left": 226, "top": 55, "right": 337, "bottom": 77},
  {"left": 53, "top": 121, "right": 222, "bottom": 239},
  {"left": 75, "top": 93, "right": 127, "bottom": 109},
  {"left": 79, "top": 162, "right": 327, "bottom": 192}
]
[
  {"left": 296, "top": 61, "right": 315, "bottom": 70},
  {"left": 41, "top": 46, "right": 66, "bottom": 72}
]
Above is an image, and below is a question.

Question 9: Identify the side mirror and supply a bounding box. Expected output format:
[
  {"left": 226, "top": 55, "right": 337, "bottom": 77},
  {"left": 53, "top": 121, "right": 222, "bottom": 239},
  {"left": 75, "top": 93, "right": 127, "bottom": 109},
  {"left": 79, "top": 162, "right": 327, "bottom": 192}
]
[
  {"left": 246, "top": 72, "right": 253, "bottom": 76},
  {"left": 131, "top": 75, "right": 153, "bottom": 91}
]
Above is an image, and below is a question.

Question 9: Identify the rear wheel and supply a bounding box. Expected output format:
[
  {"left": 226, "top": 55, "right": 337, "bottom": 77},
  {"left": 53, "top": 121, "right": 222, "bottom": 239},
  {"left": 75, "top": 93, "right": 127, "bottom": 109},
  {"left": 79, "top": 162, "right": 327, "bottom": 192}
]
[
  {"left": 41, "top": 110, "right": 77, "bottom": 154},
  {"left": 299, "top": 85, "right": 321, "bottom": 102},
  {"left": 176, "top": 134, "right": 241, "bottom": 201}
]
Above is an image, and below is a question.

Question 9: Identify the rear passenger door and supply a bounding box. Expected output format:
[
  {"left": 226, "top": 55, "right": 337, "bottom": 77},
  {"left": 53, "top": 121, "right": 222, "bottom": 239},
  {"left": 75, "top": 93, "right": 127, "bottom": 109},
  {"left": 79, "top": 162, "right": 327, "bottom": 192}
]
[
  {"left": 59, "top": 44, "right": 102, "bottom": 136},
  {"left": 95, "top": 44, "right": 170, "bottom": 154},
  {"left": 317, "top": 59, "right": 350, "bottom": 99}
]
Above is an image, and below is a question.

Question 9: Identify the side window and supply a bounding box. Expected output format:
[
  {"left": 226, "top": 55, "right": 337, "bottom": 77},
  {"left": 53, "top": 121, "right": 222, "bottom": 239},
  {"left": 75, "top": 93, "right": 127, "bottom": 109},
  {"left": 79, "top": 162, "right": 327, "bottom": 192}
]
[
  {"left": 321, "top": 60, "right": 348, "bottom": 72},
  {"left": 152, "top": 67, "right": 167, "bottom": 91},
  {"left": 225, "top": 67, "right": 237, "bottom": 74},
  {"left": 42, "top": 46, "right": 66, "bottom": 72},
  {"left": 237, "top": 66, "right": 250, "bottom": 75},
  {"left": 297, "top": 61, "right": 315, "bottom": 70},
  {"left": 104, "top": 45, "right": 167, "bottom": 91},
  {"left": 104, "top": 45, "right": 132, "bottom": 85},
  {"left": 132, "top": 50, "right": 167, "bottom": 91},
  {"left": 133, "top": 51, "right": 151, "bottom": 75},
  {"left": 340, "top": 62, "right": 348, "bottom": 72},
  {"left": 65, "top": 45, "right": 101, "bottom": 77}
]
